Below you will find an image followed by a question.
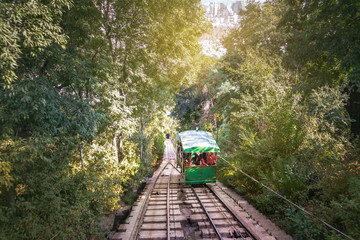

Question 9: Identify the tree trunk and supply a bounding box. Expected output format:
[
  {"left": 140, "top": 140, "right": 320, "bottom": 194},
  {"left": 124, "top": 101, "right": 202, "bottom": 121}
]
[
  {"left": 116, "top": 133, "right": 125, "bottom": 163},
  {"left": 2, "top": 186, "right": 16, "bottom": 210},
  {"left": 140, "top": 116, "right": 143, "bottom": 162},
  {"left": 346, "top": 87, "right": 360, "bottom": 136},
  {"left": 79, "top": 144, "right": 84, "bottom": 168}
]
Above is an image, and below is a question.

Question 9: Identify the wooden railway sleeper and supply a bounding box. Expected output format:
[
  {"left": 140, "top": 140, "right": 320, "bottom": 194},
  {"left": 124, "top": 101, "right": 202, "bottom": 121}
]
[
  {"left": 202, "top": 186, "right": 248, "bottom": 239},
  {"left": 206, "top": 184, "right": 261, "bottom": 240},
  {"left": 191, "top": 186, "right": 223, "bottom": 240},
  {"left": 129, "top": 161, "right": 171, "bottom": 240}
]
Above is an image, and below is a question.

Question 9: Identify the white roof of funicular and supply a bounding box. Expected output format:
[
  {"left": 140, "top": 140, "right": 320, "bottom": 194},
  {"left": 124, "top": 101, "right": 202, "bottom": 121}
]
[{"left": 176, "top": 130, "right": 220, "bottom": 153}]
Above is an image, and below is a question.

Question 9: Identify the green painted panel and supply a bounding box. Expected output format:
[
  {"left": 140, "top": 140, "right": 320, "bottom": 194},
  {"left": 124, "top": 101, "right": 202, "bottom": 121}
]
[{"left": 184, "top": 166, "right": 216, "bottom": 184}]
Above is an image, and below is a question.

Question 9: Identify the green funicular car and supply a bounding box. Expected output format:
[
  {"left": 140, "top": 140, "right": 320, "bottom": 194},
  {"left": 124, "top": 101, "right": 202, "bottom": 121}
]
[{"left": 175, "top": 130, "right": 220, "bottom": 184}]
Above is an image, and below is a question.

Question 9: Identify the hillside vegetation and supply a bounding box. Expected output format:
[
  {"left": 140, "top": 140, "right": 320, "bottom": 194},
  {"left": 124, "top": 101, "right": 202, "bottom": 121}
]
[
  {"left": 0, "top": 0, "right": 207, "bottom": 238},
  {"left": 1, "top": 0, "right": 360, "bottom": 239},
  {"left": 173, "top": 1, "right": 360, "bottom": 239}
]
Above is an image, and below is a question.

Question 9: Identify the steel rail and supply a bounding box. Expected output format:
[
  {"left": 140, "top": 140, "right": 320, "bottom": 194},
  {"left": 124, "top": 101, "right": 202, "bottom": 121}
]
[
  {"left": 166, "top": 165, "right": 173, "bottom": 240},
  {"left": 128, "top": 161, "right": 170, "bottom": 240},
  {"left": 205, "top": 186, "right": 248, "bottom": 240},
  {"left": 169, "top": 160, "right": 182, "bottom": 174},
  {"left": 206, "top": 184, "right": 259, "bottom": 240},
  {"left": 191, "top": 186, "right": 223, "bottom": 240}
]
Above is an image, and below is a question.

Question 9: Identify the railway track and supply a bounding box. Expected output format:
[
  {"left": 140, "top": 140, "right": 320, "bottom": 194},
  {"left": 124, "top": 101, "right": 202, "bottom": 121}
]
[
  {"left": 191, "top": 185, "right": 254, "bottom": 239},
  {"left": 112, "top": 140, "right": 291, "bottom": 240}
]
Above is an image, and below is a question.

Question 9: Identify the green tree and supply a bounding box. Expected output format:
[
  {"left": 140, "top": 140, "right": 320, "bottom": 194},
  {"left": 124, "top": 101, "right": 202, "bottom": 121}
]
[
  {"left": 0, "top": 0, "right": 207, "bottom": 238},
  {"left": 0, "top": 0, "right": 71, "bottom": 85},
  {"left": 280, "top": 0, "right": 360, "bottom": 134},
  {"left": 194, "top": 1, "right": 359, "bottom": 238}
]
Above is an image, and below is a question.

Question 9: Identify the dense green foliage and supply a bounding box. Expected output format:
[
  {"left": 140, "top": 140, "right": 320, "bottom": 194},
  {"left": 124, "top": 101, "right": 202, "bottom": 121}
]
[
  {"left": 173, "top": 1, "right": 360, "bottom": 239},
  {"left": 2, "top": 0, "right": 360, "bottom": 239},
  {"left": 0, "top": 0, "right": 206, "bottom": 238}
]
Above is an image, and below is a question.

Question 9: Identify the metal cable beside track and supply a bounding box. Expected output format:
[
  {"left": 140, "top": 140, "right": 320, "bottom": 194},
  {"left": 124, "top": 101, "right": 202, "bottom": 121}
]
[
  {"left": 112, "top": 140, "right": 284, "bottom": 240},
  {"left": 124, "top": 165, "right": 272, "bottom": 239}
]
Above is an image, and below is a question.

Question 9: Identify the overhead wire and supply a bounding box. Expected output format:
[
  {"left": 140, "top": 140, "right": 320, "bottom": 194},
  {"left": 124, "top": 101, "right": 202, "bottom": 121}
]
[{"left": 218, "top": 155, "right": 355, "bottom": 240}]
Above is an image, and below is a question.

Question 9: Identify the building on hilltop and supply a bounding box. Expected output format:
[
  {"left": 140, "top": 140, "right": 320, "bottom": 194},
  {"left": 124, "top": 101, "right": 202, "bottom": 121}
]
[
  {"left": 203, "top": 0, "right": 246, "bottom": 28},
  {"left": 200, "top": 0, "right": 247, "bottom": 58}
]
